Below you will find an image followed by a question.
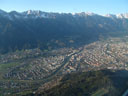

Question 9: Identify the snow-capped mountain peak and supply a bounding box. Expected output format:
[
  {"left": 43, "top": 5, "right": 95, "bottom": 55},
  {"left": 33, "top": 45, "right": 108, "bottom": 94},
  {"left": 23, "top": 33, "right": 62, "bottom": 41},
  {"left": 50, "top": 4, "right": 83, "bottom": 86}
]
[
  {"left": 26, "top": 10, "right": 41, "bottom": 15},
  {"left": 0, "top": 9, "right": 128, "bottom": 20},
  {"left": 21, "top": 10, "right": 53, "bottom": 18},
  {"left": 104, "top": 14, "right": 116, "bottom": 18},
  {"left": 104, "top": 13, "right": 128, "bottom": 19},
  {"left": 75, "top": 12, "right": 96, "bottom": 16},
  {"left": 116, "top": 13, "right": 128, "bottom": 19},
  {"left": 85, "top": 12, "right": 96, "bottom": 16}
]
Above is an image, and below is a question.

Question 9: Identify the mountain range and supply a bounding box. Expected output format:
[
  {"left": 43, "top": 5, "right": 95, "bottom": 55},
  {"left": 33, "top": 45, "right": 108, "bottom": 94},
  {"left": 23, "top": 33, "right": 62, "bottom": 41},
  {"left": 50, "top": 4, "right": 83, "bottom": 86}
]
[
  {"left": 0, "top": 9, "right": 128, "bottom": 54},
  {"left": 0, "top": 9, "right": 128, "bottom": 19}
]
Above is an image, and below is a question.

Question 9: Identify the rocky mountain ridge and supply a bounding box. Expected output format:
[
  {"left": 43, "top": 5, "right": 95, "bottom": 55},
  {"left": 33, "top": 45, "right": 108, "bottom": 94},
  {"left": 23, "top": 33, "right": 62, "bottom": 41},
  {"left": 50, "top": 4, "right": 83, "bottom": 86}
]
[{"left": 0, "top": 9, "right": 128, "bottom": 20}]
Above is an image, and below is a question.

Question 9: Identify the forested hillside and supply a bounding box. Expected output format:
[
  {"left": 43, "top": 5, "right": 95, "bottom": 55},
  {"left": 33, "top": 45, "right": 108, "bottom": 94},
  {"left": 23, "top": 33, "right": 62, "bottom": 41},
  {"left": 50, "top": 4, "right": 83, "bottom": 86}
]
[{"left": 27, "top": 70, "right": 128, "bottom": 96}]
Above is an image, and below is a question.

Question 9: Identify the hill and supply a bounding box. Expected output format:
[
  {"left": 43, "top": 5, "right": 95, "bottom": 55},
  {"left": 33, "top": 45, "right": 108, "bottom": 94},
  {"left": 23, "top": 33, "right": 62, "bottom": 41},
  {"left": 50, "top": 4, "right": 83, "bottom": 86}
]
[{"left": 27, "top": 70, "right": 128, "bottom": 96}]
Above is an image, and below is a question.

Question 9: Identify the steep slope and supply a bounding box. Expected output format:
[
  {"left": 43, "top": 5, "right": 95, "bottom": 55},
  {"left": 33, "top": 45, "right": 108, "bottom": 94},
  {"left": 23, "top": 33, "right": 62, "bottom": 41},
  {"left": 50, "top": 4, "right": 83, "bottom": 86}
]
[
  {"left": 0, "top": 9, "right": 128, "bottom": 53},
  {"left": 27, "top": 70, "right": 128, "bottom": 96}
]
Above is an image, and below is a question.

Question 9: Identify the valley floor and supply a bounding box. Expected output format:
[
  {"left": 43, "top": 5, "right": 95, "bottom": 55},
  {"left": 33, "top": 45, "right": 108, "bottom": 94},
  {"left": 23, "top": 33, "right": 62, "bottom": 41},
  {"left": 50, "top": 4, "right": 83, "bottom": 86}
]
[{"left": 1, "top": 36, "right": 128, "bottom": 95}]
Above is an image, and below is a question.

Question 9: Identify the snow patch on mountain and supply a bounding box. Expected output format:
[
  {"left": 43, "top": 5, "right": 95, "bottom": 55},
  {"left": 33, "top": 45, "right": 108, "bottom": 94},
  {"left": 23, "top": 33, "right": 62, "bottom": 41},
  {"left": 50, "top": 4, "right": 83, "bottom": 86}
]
[{"left": 104, "top": 13, "right": 128, "bottom": 19}]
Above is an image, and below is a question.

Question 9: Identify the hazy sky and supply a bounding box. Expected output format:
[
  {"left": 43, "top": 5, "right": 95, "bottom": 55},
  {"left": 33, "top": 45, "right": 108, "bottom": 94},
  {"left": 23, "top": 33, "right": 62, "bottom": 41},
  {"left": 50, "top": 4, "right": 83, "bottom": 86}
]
[{"left": 0, "top": 0, "right": 128, "bottom": 14}]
